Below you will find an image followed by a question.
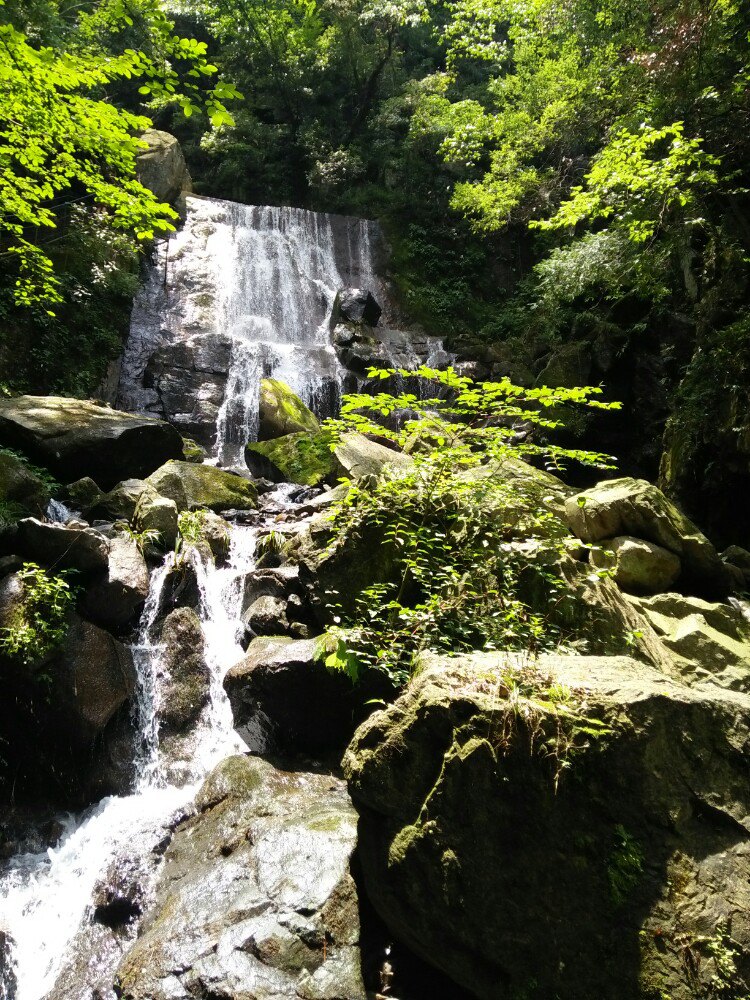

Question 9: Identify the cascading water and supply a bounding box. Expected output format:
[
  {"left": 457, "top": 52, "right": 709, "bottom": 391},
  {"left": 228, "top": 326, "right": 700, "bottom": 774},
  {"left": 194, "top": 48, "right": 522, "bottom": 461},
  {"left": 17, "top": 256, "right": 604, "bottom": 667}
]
[
  {"left": 118, "top": 197, "right": 385, "bottom": 465},
  {"left": 0, "top": 518, "right": 263, "bottom": 1000}
]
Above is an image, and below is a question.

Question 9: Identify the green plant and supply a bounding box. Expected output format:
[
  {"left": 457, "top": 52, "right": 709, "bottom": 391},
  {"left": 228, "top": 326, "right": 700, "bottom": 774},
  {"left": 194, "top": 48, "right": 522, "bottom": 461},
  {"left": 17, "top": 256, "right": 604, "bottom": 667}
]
[
  {"left": 320, "top": 367, "right": 619, "bottom": 688},
  {"left": 0, "top": 561, "right": 75, "bottom": 666},
  {"left": 608, "top": 824, "right": 644, "bottom": 906},
  {"left": 256, "top": 529, "right": 286, "bottom": 558},
  {"left": 115, "top": 522, "right": 162, "bottom": 554},
  {"left": 0, "top": 446, "right": 59, "bottom": 494},
  {"left": 177, "top": 508, "right": 210, "bottom": 546}
]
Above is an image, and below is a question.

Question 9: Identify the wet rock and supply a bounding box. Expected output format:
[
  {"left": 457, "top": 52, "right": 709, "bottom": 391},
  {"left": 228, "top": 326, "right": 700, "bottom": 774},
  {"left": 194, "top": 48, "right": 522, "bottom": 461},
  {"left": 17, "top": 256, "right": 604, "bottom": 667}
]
[
  {"left": 0, "top": 448, "right": 52, "bottom": 519},
  {"left": 565, "top": 477, "right": 731, "bottom": 596},
  {"left": 245, "top": 429, "right": 335, "bottom": 486},
  {"left": 136, "top": 129, "right": 191, "bottom": 205},
  {"left": 243, "top": 594, "right": 289, "bottom": 636},
  {"left": 133, "top": 491, "right": 179, "bottom": 549},
  {"left": 332, "top": 287, "right": 382, "bottom": 327},
  {"left": 0, "top": 396, "right": 183, "bottom": 489},
  {"left": 146, "top": 460, "right": 257, "bottom": 512},
  {"left": 55, "top": 617, "right": 137, "bottom": 740},
  {"left": 0, "top": 928, "right": 17, "bottom": 999},
  {"left": 333, "top": 432, "right": 414, "bottom": 480},
  {"left": 158, "top": 608, "right": 209, "bottom": 733},
  {"left": 16, "top": 517, "right": 109, "bottom": 573},
  {"left": 258, "top": 377, "right": 321, "bottom": 440},
  {"left": 200, "top": 510, "right": 231, "bottom": 562},
  {"left": 82, "top": 535, "right": 149, "bottom": 629},
  {"left": 345, "top": 651, "right": 750, "bottom": 1000},
  {"left": 115, "top": 755, "right": 366, "bottom": 1000},
  {"left": 589, "top": 535, "right": 682, "bottom": 594},
  {"left": 225, "top": 637, "right": 356, "bottom": 756}
]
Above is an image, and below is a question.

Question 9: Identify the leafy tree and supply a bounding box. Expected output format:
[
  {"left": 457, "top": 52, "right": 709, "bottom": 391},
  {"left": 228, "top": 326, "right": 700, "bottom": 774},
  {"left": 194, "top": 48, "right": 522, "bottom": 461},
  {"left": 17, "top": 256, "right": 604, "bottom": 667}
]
[
  {"left": 0, "top": 0, "right": 238, "bottom": 308},
  {"left": 321, "top": 366, "right": 620, "bottom": 686}
]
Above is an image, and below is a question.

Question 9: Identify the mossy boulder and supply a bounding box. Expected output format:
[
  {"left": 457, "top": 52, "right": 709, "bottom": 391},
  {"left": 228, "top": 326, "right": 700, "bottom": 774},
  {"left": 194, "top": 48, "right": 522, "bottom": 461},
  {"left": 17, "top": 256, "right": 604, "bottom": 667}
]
[
  {"left": 0, "top": 448, "right": 52, "bottom": 522},
  {"left": 146, "top": 460, "right": 257, "bottom": 512},
  {"left": 565, "top": 477, "right": 731, "bottom": 597},
  {"left": 245, "top": 430, "right": 334, "bottom": 486},
  {"left": 345, "top": 651, "right": 750, "bottom": 1000},
  {"left": 259, "top": 378, "right": 320, "bottom": 440},
  {"left": 0, "top": 396, "right": 183, "bottom": 489}
]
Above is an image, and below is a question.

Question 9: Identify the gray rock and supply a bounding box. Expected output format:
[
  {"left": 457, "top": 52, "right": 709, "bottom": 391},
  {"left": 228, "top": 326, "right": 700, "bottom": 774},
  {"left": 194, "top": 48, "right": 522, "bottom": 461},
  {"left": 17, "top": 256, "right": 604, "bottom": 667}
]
[
  {"left": 0, "top": 396, "right": 183, "bottom": 489},
  {"left": 158, "top": 608, "right": 209, "bottom": 733},
  {"left": 82, "top": 535, "right": 149, "bottom": 629},
  {"left": 590, "top": 535, "right": 682, "bottom": 593},
  {"left": 63, "top": 476, "right": 104, "bottom": 512},
  {"left": 16, "top": 517, "right": 109, "bottom": 573},
  {"left": 332, "top": 287, "right": 382, "bottom": 327},
  {"left": 565, "top": 477, "right": 730, "bottom": 596},
  {"left": 135, "top": 129, "right": 191, "bottom": 205},
  {"left": 225, "top": 636, "right": 356, "bottom": 755},
  {"left": 87, "top": 479, "right": 155, "bottom": 523},
  {"left": 115, "top": 755, "right": 366, "bottom": 1000},
  {"left": 133, "top": 491, "right": 179, "bottom": 549},
  {"left": 0, "top": 449, "right": 52, "bottom": 518},
  {"left": 333, "top": 432, "right": 414, "bottom": 480},
  {"left": 345, "top": 650, "right": 750, "bottom": 1000},
  {"left": 243, "top": 594, "right": 289, "bottom": 636}
]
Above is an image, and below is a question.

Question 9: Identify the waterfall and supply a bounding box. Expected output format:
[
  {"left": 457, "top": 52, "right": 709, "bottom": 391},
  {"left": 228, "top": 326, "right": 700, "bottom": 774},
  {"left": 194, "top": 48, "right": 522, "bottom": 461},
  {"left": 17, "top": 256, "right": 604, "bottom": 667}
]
[
  {"left": 118, "top": 197, "right": 386, "bottom": 465},
  {"left": 0, "top": 517, "right": 267, "bottom": 1000}
]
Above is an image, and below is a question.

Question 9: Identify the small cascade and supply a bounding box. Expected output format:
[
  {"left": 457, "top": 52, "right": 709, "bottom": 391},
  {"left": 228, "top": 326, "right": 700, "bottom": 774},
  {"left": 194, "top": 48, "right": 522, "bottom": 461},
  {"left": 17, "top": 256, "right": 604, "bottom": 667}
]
[{"left": 0, "top": 511, "right": 272, "bottom": 1000}]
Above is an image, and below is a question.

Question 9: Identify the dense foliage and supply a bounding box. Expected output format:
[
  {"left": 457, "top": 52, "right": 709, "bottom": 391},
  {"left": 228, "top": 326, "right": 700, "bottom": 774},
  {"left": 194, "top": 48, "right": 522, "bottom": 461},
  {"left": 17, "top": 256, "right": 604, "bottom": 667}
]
[{"left": 321, "top": 367, "right": 619, "bottom": 685}]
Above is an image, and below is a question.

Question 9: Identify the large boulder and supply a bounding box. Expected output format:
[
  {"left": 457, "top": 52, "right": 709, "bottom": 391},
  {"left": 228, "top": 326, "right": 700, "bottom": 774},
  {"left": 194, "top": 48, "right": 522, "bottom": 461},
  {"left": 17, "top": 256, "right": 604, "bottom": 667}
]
[
  {"left": 224, "top": 636, "right": 357, "bottom": 756},
  {"left": 82, "top": 535, "right": 149, "bottom": 629},
  {"left": 0, "top": 397, "right": 183, "bottom": 489},
  {"left": 333, "top": 432, "right": 414, "bottom": 480},
  {"left": 16, "top": 518, "right": 109, "bottom": 573},
  {"left": 115, "top": 755, "right": 366, "bottom": 1000},
  {"left": 345, "top": 651, "right": 750, "bottom": 1000},
  {"left": 564, "top": 477, "right": 731, "bottom": 596},
  {"left": 258, "top": 377, "right": 321, "bottom": 440},
  {"left": 245, "top": 430, "right": 334, "bottom": 486},
  {"left": 0, "top": 449, "right": 51, "bottom": 519},
  {"left": 135, "top": 129, "right": 191, "bottom": 205},
  {"left": 146, "top": 460, "right": 257, "bottom": 512},
  {"left": 589, "top": 535, "right": 682, "bottom": 594}
]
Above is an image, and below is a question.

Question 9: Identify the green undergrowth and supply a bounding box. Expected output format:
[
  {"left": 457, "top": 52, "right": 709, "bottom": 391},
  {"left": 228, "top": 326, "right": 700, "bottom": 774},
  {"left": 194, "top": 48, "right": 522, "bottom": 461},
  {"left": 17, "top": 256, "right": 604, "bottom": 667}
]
[
  {"left": 0, "top": 562, "right": 76, "bottom": 668},
  {"left": 319, "top": 366, "right": 620, "bottom": 689}
]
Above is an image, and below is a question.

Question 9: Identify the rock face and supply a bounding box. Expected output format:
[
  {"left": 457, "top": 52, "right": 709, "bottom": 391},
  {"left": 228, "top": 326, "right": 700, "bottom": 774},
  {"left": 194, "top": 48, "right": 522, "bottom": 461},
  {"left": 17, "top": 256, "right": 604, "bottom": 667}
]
[
  {"left": 345, "top": 651, "right": 750, "bottom": 1000},
  {"left": 224, "top": 637, "right": 357, "bottom": 756},
  {"left": 135, "top": 129, "right": 192, "bottom": 205},
  {"left": 115, "top": 755, "right": 366, "bottom": 1000},
  {"left": 146, "top": 460, "right": 257, "bottom": 512},
  {"left": 258, "top": 378, "right": 321, "bottom": 440},
  {"left": 565, "top": 477, "right": 731, "bottom": 596},
  {"left": 0, "top": 396, "right": 183, "bottom": 489},
  {"left": 245, "top": 430, "right": 335, "bottom": 486}
]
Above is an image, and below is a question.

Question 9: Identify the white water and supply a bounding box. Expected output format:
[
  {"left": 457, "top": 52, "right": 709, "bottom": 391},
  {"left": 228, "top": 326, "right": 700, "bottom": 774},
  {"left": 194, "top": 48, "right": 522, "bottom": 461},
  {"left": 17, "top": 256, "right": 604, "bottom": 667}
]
[
  {"left": 0, "top": 523, "right": 260, "bottom": 999},
  {"left": 118, "top": 197, "right": 383, "bottom": 465}
]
